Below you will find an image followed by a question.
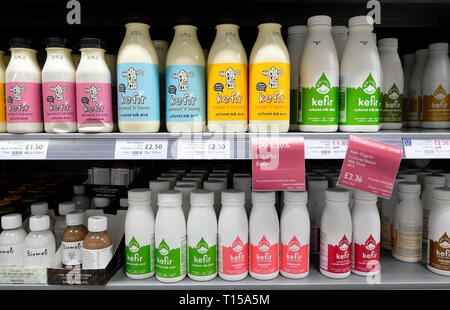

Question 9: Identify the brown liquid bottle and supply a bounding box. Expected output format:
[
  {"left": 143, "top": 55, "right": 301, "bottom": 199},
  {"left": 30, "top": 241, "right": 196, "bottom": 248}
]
[
  {"left": 82, "top": 216, "right": 113, "bottom": 269},
  {"left": 61, "top": 211, "right": 88, "bottom": 269}
]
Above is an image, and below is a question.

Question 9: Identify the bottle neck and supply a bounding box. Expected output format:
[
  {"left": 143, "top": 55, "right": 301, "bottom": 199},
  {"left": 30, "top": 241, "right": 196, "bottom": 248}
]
[
  {"left": 222, "top": 202, "right": 245, "bottom": 209},
  {"left": 256, "top": 23, "right": 284, "bottom": 44},
  {"left": 353, "top": 198, "right": 377, "bottom": 208},
  {"left": 80, "top": 48, "right": 106, "bottom": 59},
  {"left": 173, "top": 25, "right": 199, "bottom": 44},
  {"left": 10, "top": 48, "right": 38, "bottom": 61},
  {"left": 283, "top": 201, "right": 307, "bottom": 209},
  {"left": 308, "top": 24, "right": 331, "bottom": 33},
  {"left": 124, "top": 23, "right": 152, "bottom": 45},
  {"left": 326, "top": 200, "right": 349, "bottom": 208},
  {"left": 214, "top": 24, "right": 241, "bottom": 43},
  {"left": 349, "top": 25, "right": 373, "bottom": 35}
]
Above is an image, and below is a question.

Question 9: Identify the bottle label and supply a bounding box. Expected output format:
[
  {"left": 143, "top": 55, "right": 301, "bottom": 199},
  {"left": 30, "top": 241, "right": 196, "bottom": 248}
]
[
  {"left": 166, "top": 65, "right": 205, "bottom": 123},
  {"left": 428, "top": 232, "right": 450, "bottom": 271},
  {"left": 352, "top": 235, "right": 380, "bottom": 273},
  {"left": 24, "top": 245, "right": 55, "bottom": 267},
  {"left": 281, "top": 235, "right": 309, "bottom": 274},
  {"left": 0, "top": 83, "right": 5, "bottom": 124},
  {"left": 393, "top": 223, "right": 422, "bottom": 259},
  {"left": 0, "top": 243, "right": 23, "bottom": 266},
  {"left": 381, "top": 216, "right": 393, "bottom": 248},
  {"left": 290, "top": 89, "right": 299, "bottom": 125},
  {"left": 320, "top": 233, "right": 351, "bottom": 274},
  {"left": 250, "top": 235, "right": 279, "bottom": 274},
  {"left": 62, "top": 241, "right": 83, "bottom": 266},
  {"left": 249, "top": 62, "right": 290, "bottom": 121},
  {"left": 407, "top": 92, "right": 420, "bottom": 121},
  {"left": 207, "top": 63, "right": 248, "bottom": 121},
  {"left": 42, "top": 81, "right": 76, "bottom": 123},
  {"left": 422, "top": 85, "right": 450, "bottom": 122},
  {"left": 339, "top": 73, "right": 380, "bottom": 126},
  {"left": 81, "top": 245, "right": 113, "bottom": 269},
  {"left": 76, "top": 82, "right": 113, "bottom": 124},
  {"left": 125, "top": 235, "right": 154, "bottom": 275},
  {"left": 156, "top": 237, "right": 186, "bottom": 278},
  {"left": 6, "top": 82, "right": 42, "bottom": 123},
  {"left": 380, "top": 83, "right": 403, "bottom": 123},
  {"left": 300, "top": 72, "right": 339, "bottom": 125},
  {"left": 188, "top": 237, "right": 217, "bottom": 277},
  {"left": 117, "top": 63, "right": 160, "bottom": 122},
  {"left": 219, "top": 235, "right": 248, "bottom": 275}
]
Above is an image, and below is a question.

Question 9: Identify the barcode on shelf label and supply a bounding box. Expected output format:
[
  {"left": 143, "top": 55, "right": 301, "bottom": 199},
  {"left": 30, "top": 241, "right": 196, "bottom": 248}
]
[
  {"left": 0, "top": 140, "right": 49, "bottom": 159},
  {"left": 403, "top": 138, "right": 450, "bottom": 158},
  {"left": 304, "top": 139, "right": 349, "bottom": 159},
  {"left": 177, "top": 139, "right": 231, "bottom": 159},
  {"left": 114, "top": 140, "right": 168, "bottom": 159}
]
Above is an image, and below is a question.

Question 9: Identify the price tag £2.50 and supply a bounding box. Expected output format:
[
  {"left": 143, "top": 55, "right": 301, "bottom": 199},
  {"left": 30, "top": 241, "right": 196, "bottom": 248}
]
[
  {"left": 0, "top": 140, "right": 49, "bottom": 159},
  {"left": 114, "top": 139, "right": 168, "bottom": 159}
]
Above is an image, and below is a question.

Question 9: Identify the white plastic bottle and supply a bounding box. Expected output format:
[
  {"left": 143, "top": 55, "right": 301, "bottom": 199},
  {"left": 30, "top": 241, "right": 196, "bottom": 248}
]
[
  {"left": 381, "top": 178, "right": 405, "bottom": 250},
  {"left": 203, "top": 180, "right": 226, "bottom": 216},
  {"left": 218, "top": 190, "right": 248, "bottom": 281},
  {"left": 233, "top": 176, "right": 252, "bottom": 215},
  {"left": 421, "top": 175, "right": 445, "bottom": 243},
  {"left": 166, "top": 25, "right": 205, "bottom": 132},
  {"left": 207, "top": 23, "right": 248, "bottom": 133},
  {"left": 0, "top": 213, "right": 26, "bottom": 267},
  {"left": 339, "top": 16, "right": 381, "bottom": 132},
  {"left": 174, "top": 184, "right": 196, "bottom": 219},
  {"left": 307, "top": 178, "right": 328, "bottom": 254},
  {"left": 155, "top": 190, "right": 186, "bottom": 283},
  {"left": 41, "top": 37, "right": 77, "bottom": 133},
  {"left": 407, "top": 49, "right": 427, "bottom": 127},
  {"left": 76, "top": 38, "right": 113, "bottom": 132},
  {"left": 378, "top": 38, "right": 403, "bottom": 129},
  {"left": 249, "top": 191, "right": 279, "bottom": 280},
  {"left": 402, "top": 54, "right": 415, "bottom": 126},
  {"left": 249, "top": 23, "right": 290, "bottom": 133},
  {"left": 149, "top": 180, "right": 171, "bottom": 215},
  {"left": 117, "top": 22, "right": 160, "bottom": 132},
  {"left": 0, "top": 49, "right": 6, "bottom": 132},
  {"left": 125, "top": 189, "right": 155, "bottom": 279},
  {"left": 421, "top": 43, "right": 450, "bottom": 128},
  {"left": 300, "top": 15, "right": 339, "bottom": 132},
  {"left": 54, "top": 201, "right": 76, "bottom": 249},
  {"left": 72, "top": 185, "right": 90, "bottom": 211},
  {"left": 351, "top": 190, "right": 380, "bottom": 276},
  {"left": 280, "top": 191, "right": 310, "bottom": 279},
  {"left": 6, "top": 38, "right": 43, "bottom": 133},
  {"left": 332, "top": 26, "right": 348, "bottom": 61},
  {"left": 320, "top": 188, "right": 352, "bottom": 279},
  {"left": 24, "top": 201, "right": 53, "bottom": 233},
  {"left": 24, "top": 215, "right": 55, "bottom": 267}
]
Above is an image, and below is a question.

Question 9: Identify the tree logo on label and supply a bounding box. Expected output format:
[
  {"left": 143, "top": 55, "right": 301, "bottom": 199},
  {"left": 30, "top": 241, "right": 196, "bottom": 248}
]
[
  {"left": 338, "top": 235, "right": 350, "bottom": 251},
  {"left": 364, "top": 234, "right": 377, "bottom": 251},
  {"left": 362, "top": 73, "right": 377, "bottom": 95},
  {"left": 232, "top": 236, "right": 244, "bottom": 253},
  {"left": 196, "top": 237, "right": 209, "bottom": 254},
  {"left": 158, "top": 239, "right": 170, "bottom": 256},
  {"left": 387, "top": 83, "right": 400, "bottom": 100},
  {"left": 438, "top": 233, "right": 450, "bottom": 249},
  {"left": 433, "top": 84, "right": 447, "bottom": 100},
  {"left": 258, "top": 236, "right": 271, "bottom": 252},
  {"left": 128, "top": 237, "right": 140, "bottom": 253},
  {"left": 315, "top": 73, "right": 331, "bottom": 94}
]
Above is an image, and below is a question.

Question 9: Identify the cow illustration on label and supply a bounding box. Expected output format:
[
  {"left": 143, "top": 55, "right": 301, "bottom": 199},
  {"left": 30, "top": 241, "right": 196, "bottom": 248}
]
[
  {"left": 262, "top": 67, "right": 283, "bottom": 89},
  {"left": 219, "top": 67, "right": 240, "bottom": 89},
  {"left": 122, "top": 67, "right": 144, "bottom": 90},
  {"left": 84, "top": 85, "right": 102, "bottom": 102},
  {"left": 49, "top": 84, "right": 68, "bottom": 101},
  {"left": 172, "top": 69, "right": 194, "bottom": 91},
  {"left": 9, "top": 85, "right": 26, "bottom": 101}
]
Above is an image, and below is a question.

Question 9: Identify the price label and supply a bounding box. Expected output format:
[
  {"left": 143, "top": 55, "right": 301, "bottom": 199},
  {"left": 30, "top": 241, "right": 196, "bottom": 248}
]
[
  {"left": 403, "top": 138, "right": 450, "bottom": 158},
  {"left": 0, "top": 140, "right": 49, "bottom": 159},
  {"left": 177, "top": 139, "right": 231, "bottom": 159},
  {"left": 304, "top": 139, "right": 349, "bottom": 159},
  {"left": 114, "top": 139, "right": 168, "bottom": 159}
]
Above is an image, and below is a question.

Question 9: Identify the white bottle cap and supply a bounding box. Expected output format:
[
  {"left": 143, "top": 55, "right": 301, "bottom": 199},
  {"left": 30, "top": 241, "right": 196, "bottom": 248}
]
[
  {"left": 208, "top": 177, "right": 228, "bottom": 187},
  {"left": 354, "top": 189, "right": 377, "bottom": 200},
  {"left": 128, "top": 188, "right": 151, "bottom": 202},
  {"left": 307, "top": 15, "right": 331, "bottom": 26},
  {"left": 398, "top": 182, "right": 421, "bottom": 194},
  {"left": 31, "top": 202, "right": 49, "bottom": 216},
  {"left": 1, "top": 213, "right": 22, "bottom": 230},
  {"left": 415, "top": 49, "right": 428, "bottom": 57},
  {"left": 185, "top": 173, "right": 205, "bottom": 180},
  {"left": 66, "top": 211, "right": 85, "bottom": 226},
  {"left": 284, "top": 191, "right": 308, "bottom": 203},
  {"left": 308, "top": 178, "right": 328, "bottom": 189},
  {"left": 158, "top": 190, "right": 182, "bottom": 206},
  {"left": 332, "top": 25, "right": 348, "bottom": 34},
  {"left": 429, "top": 42, "right": 448, "bottom": 51},
  {"left": 378, "top": 38, "right": 398, "bottom": 47},
  {"left": 222, "top": 190, "right": 245, "bottom": 204},
  {"left": 190, "top": 190, "right": 214, "bottom": 205},
  {"left": 397, "top": 173, "right": 418, "bottom": 182},
  {"left": 433, "top": 187, "right": 450, "bottom": 200},
  {"left": 149, "top": 180, "right": 171, "bottom": 191},
  {"left": 252, "top": 191, "right": 275, "bottom": 204},
  {"left": 73, "top": 185, "right": 85, "bottom": 195},
  {"left": 176, "top": 181, "right": 198, "bottom": 188},
  {"left": 120, "top": 198, "right": 128, "bottom": 208},
  {"left": 30, "top": 215, "right": 50, "bottom": 232},
  {"left": 349, "top": 15, "right": 374, "bottom": 27},
  {"left": 88, "top": 216, "right": 107, "bottom": 232},
  {"left": 233, "top": 176, "right": 252, "bottom": 190},
  {"left": 174, "top": 184, "right": 197, "bottom": 193},
  {"left": 182, "top": 177, "right": 202, "bottom": 188},
  {"left": 325, "top": 188, "right": 349, "bottom": 202},
  {"left": 288, "top": 25, "right": 308, "bottom": 35},
  {"left": 203, "top": 180, "right": 226, "bottom": 191},
  {"left": 169, "top": 169, "right": 186, "bottom": 176},
  {"left": 93, "top": 197, "right": 110, "bottom": 208},
  {"left": 59, "top": 201, "right": 76, "bottom": 215}
]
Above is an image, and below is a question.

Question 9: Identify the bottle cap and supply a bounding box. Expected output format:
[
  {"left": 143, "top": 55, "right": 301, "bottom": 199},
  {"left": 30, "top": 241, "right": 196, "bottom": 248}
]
[
  {"left": 128, "top": 188, "right": 151, "bottom": 202},
  {"left": 185, "top": 173, "right": 205, "bottom": 180},
  {"left": 233, "top": 176, "right": 252, "bottom": 190},
  {"left": 169, "top": 169, "right": 186, "bottom": 177},
  {"left": 181, "top": 177, "right": 201, "bottom": 188},
  {"left": 398, "top": 182, "right": 421, "bottom": 194},
  {"left": 222, "top": 190, "right": 245, "bottom": 204},
  {"left": 176, "top": 181, "right": 198, "bottom": 188},
  {"left": 307, "top": 15, "right": 332, "bottom": 26},
  {"left": 308, "top": 178, "right": 328, "bottom": 189},
  {"left": 66, "top": 211, "right": 84, "bottom": 226},
  {"left": 349, "top": 15, "right": 374, "bottom": 27},
  {"left": 174, "top": 184, "right": 197, "bottom": 193},
  {"left": 429, "top": 42, "right": 448, "bottom": 51},
  {"left": 9, "top": 38, "right": 33, "bottom": 49},
  {"left": 73, "top": 185, "right": 85, "bottom": 195},
  {"left": 354, "top": 189, "right": 377, "bottom": 200},
  {"left": 120, "top": 198, "right": 128, "bottom": 208},
  {"left": 31, "top": 202, "right": 49, "bottom": 215},
  {"left": 203, "top": 180, "right": 226, "bottom": 191},
  {"left": 332, "top": 25, "right": 348, "bottom": 34},
  {"left": 325, "top": 188, "right": 349, "bottom": 202},
  {"left": 288, "top": 25, "right": 308, "bottom": 35},
  {"left": 1, "top": 213, "right": 22, "bottom": 230},
  {"left": 30, "top": 215, "right": 50, "bottom": 231},
  {"left": 252, "top": 191, "right": 275, "bottom": 204},
  {"left": 93, "top": 197, "right": 110, "bottom": 208},
  {"left": 45, "top": 37, "right": 69, "bottom": 48},
  {"left": 190, "top": 190, "right": 214, "bottom": 205},
  {"left": 378, "top": 38, "right": 398, "bottom": 47},
  {"left": 158, "top": 190, "right": 182, "bottom": 206},
  {"left": 424, "top": 175, "right": 446, "bottom": 184},
  {"left": 59, "top": 201, "right": 76, "bottom": 215},
  {"left": 88, "top": 216, "right": 107, "bottom": 232},
  {"left": 79, "top": 38, "right": 107, "bottom": 50},
  {"left": 284, "top": 191, "right": 308, "bottom": 203},
  {"left": 433, "top": 187, "right": 450, "bottom": 200},
  {"left": 149, "top": 180, "right": 171, "bottom": 191},
  {"left": 157, "top": 176, "right": 177, "bottom": 187}
]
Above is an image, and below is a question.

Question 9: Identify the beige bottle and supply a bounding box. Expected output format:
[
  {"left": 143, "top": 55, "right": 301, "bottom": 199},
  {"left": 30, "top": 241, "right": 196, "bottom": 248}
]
[
  {"left": 249, "top": 23, "right": 290, "bottom": 132},
  {"left": 0, "top": 49, "right": 5, "bottom": 132},
  {"left": 407, "top": 49, "right": 427, "bottom": 127}
]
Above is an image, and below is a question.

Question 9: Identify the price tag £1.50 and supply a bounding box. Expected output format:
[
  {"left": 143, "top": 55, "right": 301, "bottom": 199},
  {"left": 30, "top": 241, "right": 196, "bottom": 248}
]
[{"left": 0, "top": 140, "right": 49, "bottom": 159}]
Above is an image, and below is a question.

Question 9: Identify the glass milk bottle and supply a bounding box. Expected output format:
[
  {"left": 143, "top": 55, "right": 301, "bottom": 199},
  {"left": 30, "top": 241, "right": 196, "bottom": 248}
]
[
  {"left": 0, "top": 49, "right": 6, "bottom": 132},
  {"left": 378, "top": 38, "right": 403, "bottom": 129},
  {"left": 421, "top": 43, "right": 450, "bottom": 128},
  {"left": 249, "top": 23, "right": 290, "bottom": 133},
  {"left": 402, "top": 54, "right": 415, "bottom": 126},
  {"left": 6, "top": 38, "right": 43, "bottom": 133},
  {"left": 42, "top": 37, "right": 77, "bottom": 133},
  {"left": 24, "top": 215, "right": 56, "bottom": 267},
  {"left": 166, "top": 25, "right": 206, "bottom": 133},
  {"left": 299, "top": 15, "right": 339, "bottom": 132},
  {"left": 0, "top": 213, "right": 27, "bottom": 267},
  {"left": 76, "top": 38, "right": 113, "bottom": 132},
  {"left": 339, "top": 16, "right": 381, "bottom": 132},
  {"left": 407, "top": 49, "right": 427, "bottom": 127},
  {"left": 207, "top": 23, "right": 248, "bottom": 133},
  {"left": 332, "top": 26, "right": 348, "bottom": 61},
  {"left": 117, "top": 22, "right": 160, "bottom": 132}
]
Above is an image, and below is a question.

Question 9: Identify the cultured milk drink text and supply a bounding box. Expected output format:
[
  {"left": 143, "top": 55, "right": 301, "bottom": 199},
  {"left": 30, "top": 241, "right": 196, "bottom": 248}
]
[
  {"left": 421, "top": 43, "right": 450, "bottom": 128},
  {"left": 379, "top": 38, "right": 403, "bottom": 129},
  {"left": 381, "top": 178, "right": 405, "bottom": 250},
  {"left": 320, "top": 188, "right": 352, "bottom": 279},
  {"left": 280, "top": 191, "right": 310, "bottom": 279},
  {"left": 153, "top": 40, "right": 169, "bottom": 130},
  {"left": 339, "top": 16, "right": 381, "bottom": 132},
  {"left": 0, "top": 49, "right": 6, "bottom": 132},
  {"left": 287, "top": 25, "right": 307, "bottom": 131},
  {"left": 421, "top": 175, "right": 445, "bottom": 243},
  {"left": 218, "top": 190, "right": 248, "bottom": 281},
  {"left": 166, "top": 25, "right": 206, "bottom": 132},
  {"left": 249, "top": 23, "right": 290, "bottom": 132},
  {"left": 407, "top": 49, "right": 427, "bottom": 127},
  {"left": 351, "top": 190, "right": 380, "bottom": 276},
  {"left": 332, "top": 26, "right": 348, "bottom": 61},
  {"left": 300, "top": 15, "right": 339, "bottom": 132},
  {"left": 117, "top": 22, "right": 160, "bottom": 132},
  {"left": 0, "top": 213, "right": 26, "bottom": 267},
  {"left": 402, "top": 54, "right": 415, "bottom": 126},
  {"left": 6, "top": 38, "right": 43, "bottom": 133},
  {"left": 203, "top": 180, "right": 226, "bottom": 216},
  {"left": 42, "top": 37, "right": 77, "bottom": 133},
  {"left": 76, "top": 38, "right": 113, "bottom": 132},
  {"left": 207, "top": 24, "right": 248, "bottom": 132},
  {"left": 307, "top": 178, "right": 328, "bottom": 254},
  {"left": 249, "top": 191, "right": 279, "bottom": 280}
]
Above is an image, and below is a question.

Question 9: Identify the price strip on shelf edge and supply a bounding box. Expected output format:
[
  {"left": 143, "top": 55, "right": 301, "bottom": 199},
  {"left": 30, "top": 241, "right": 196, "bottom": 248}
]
[
  {"left": 252, "top": 136, "right": 305, "bottom": 191},
  {"left": 304, "top": 139, "right": 349, "bottom": 159},
  {"left": 114, "top": 139, "right": 168, "bottom": 159},
  {"left": 403, "top": 138, "right": 450, "bottom": 158},
  {"left": 0, "top": 140, "right": 49, "bottom": 160},
  {"left": 177, "top": 139, "right": 231, "bottom": 159},
  {"left": 338, "top": 135, "right": 402, "bottom": 199}
]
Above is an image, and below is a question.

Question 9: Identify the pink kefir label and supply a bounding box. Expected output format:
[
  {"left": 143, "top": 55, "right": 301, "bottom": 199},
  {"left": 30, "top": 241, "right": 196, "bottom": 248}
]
[
  {"left": 42, "top": 82, "right": 76, "bottom": 123},
  {"left": 281, "top": 236, "right": 309, "bottom": 274},
  {"left": 6, "top": 82, "right": 42, "bottom": 123},
  {"left": 76, "top": 82, "right": 112, "bottom": 124},
  {"left": 221, "top": 236, "right": 248, "bottom": 275},
  {"left": 320, "top": 235, "right": 351, "bottom": 274},
  {"left": 352, "top": 235, "right": 380, "bottom": 273},
  {"left": 250, "top": 236, "right": 279, "bottom": 274}
]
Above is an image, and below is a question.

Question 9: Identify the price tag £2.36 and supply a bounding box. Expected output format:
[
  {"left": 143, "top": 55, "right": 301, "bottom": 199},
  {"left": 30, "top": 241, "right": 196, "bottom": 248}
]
[
  {"left": 0, "top": 140, "right": 49, "bottom": 159},
  {"left": 114, "top": 139, "right": 168, "bottom": 159}
]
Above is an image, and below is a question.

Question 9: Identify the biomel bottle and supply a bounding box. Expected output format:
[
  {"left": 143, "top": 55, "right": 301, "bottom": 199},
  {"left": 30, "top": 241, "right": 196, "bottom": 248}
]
[
  {"left": 339, "top": 16, "right": 381, "bottom": 132},
  {"left": 351, "top": 190, "right": 380, "bottom": 276},
  {"left": 0, "top": 49, "right": 6, "bottom": 132},
  {"left": 307, "top": 178, "right": 328, "bottom": 254},
  {"left": 320, "top": 188, "right": 352, "bottom": 279},
  {"left": 421, "top": 43, "right": 450, "bottom": 128},
  {"left": 299, "top": 15, "right": 339, "bottom": 132},
  {"left": 280, "top": 191, "right": 310, "bottom": 279},
  {"left": 381, "top": 178, "right": 405, "bottom": 250},
  {"left": 166, "top": 25, "right": 206, "bottom": 132},
  {"left": 0, "top": 213, "right": 26, "bottom": 266},
  {"left": 249, "top": 23, "right": 290, "bottom": 133},
  {"left": 82, "top": 216, "right": 113, "bottom": 269},
  {"left": 249, "top": 191, "right": 279, "bottom": 280},
  {"left": 407, "top": 49, "right": 427, "bottom": 127},
  {"left": 125, "top": 189, "right": 155, "bottom": 279},
  {"left": 24, "top": 215, "right": 56, "bottom": 267},
  {"left": 402, "top": 54, "right": 415, "bottom": 126},
  {"left": 76, "top": 38, "right": 113, "bottom": 133},
  {"left": 218, "top": 190, "right": 248, "bottom": 281},
  {"left": 117, "top": 22, "right": 160, "bottom": 132},
  {"left": 332, "top": 26, "right": 348, "bottom": 61},
  {"left": 6, "top": 38, "right": 43, "bottom": 133},
  {"left": 207, "top": 23, "right": 248, "bottom": 133},
  {"left": 379, "top": 38, "right": 404, "bottom": 130},
  {"left": 149, "top": 180, "right": 170, "bottom": 215},
  {"left": 42, "top": 37, "right": 77, "bottom": 133},
  {"left": 155, "top": 190, "right": 186, "bottom": 283},
  {"left": 61, "top": 211, "right": 88, "bottom": 269},
  {"left": 421, "top": 175, "right": 445, "bottom": 243}
]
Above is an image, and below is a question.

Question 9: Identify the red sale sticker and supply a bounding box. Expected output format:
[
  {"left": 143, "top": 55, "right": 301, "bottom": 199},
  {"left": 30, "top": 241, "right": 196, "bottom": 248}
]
[
  {"left": 252, "top": 136, "right": 305, "bottom": 191},
  {"left": 338, "top": 135, "right": 402, "bottom": 199}
]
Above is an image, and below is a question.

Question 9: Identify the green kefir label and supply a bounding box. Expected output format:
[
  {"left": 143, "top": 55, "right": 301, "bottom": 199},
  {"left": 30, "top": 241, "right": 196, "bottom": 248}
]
[
  {"left": 381, "top": 83, "right": 403, "bottom": 123},
  {"left": 156, "top": 237, "right": 186, "bottom": 278},
  {"left": 188, "top": 237, "right": 217, "bottom": 277},
  {"left": 126, "top": 236, "right": 154, "bottom": 275}
]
